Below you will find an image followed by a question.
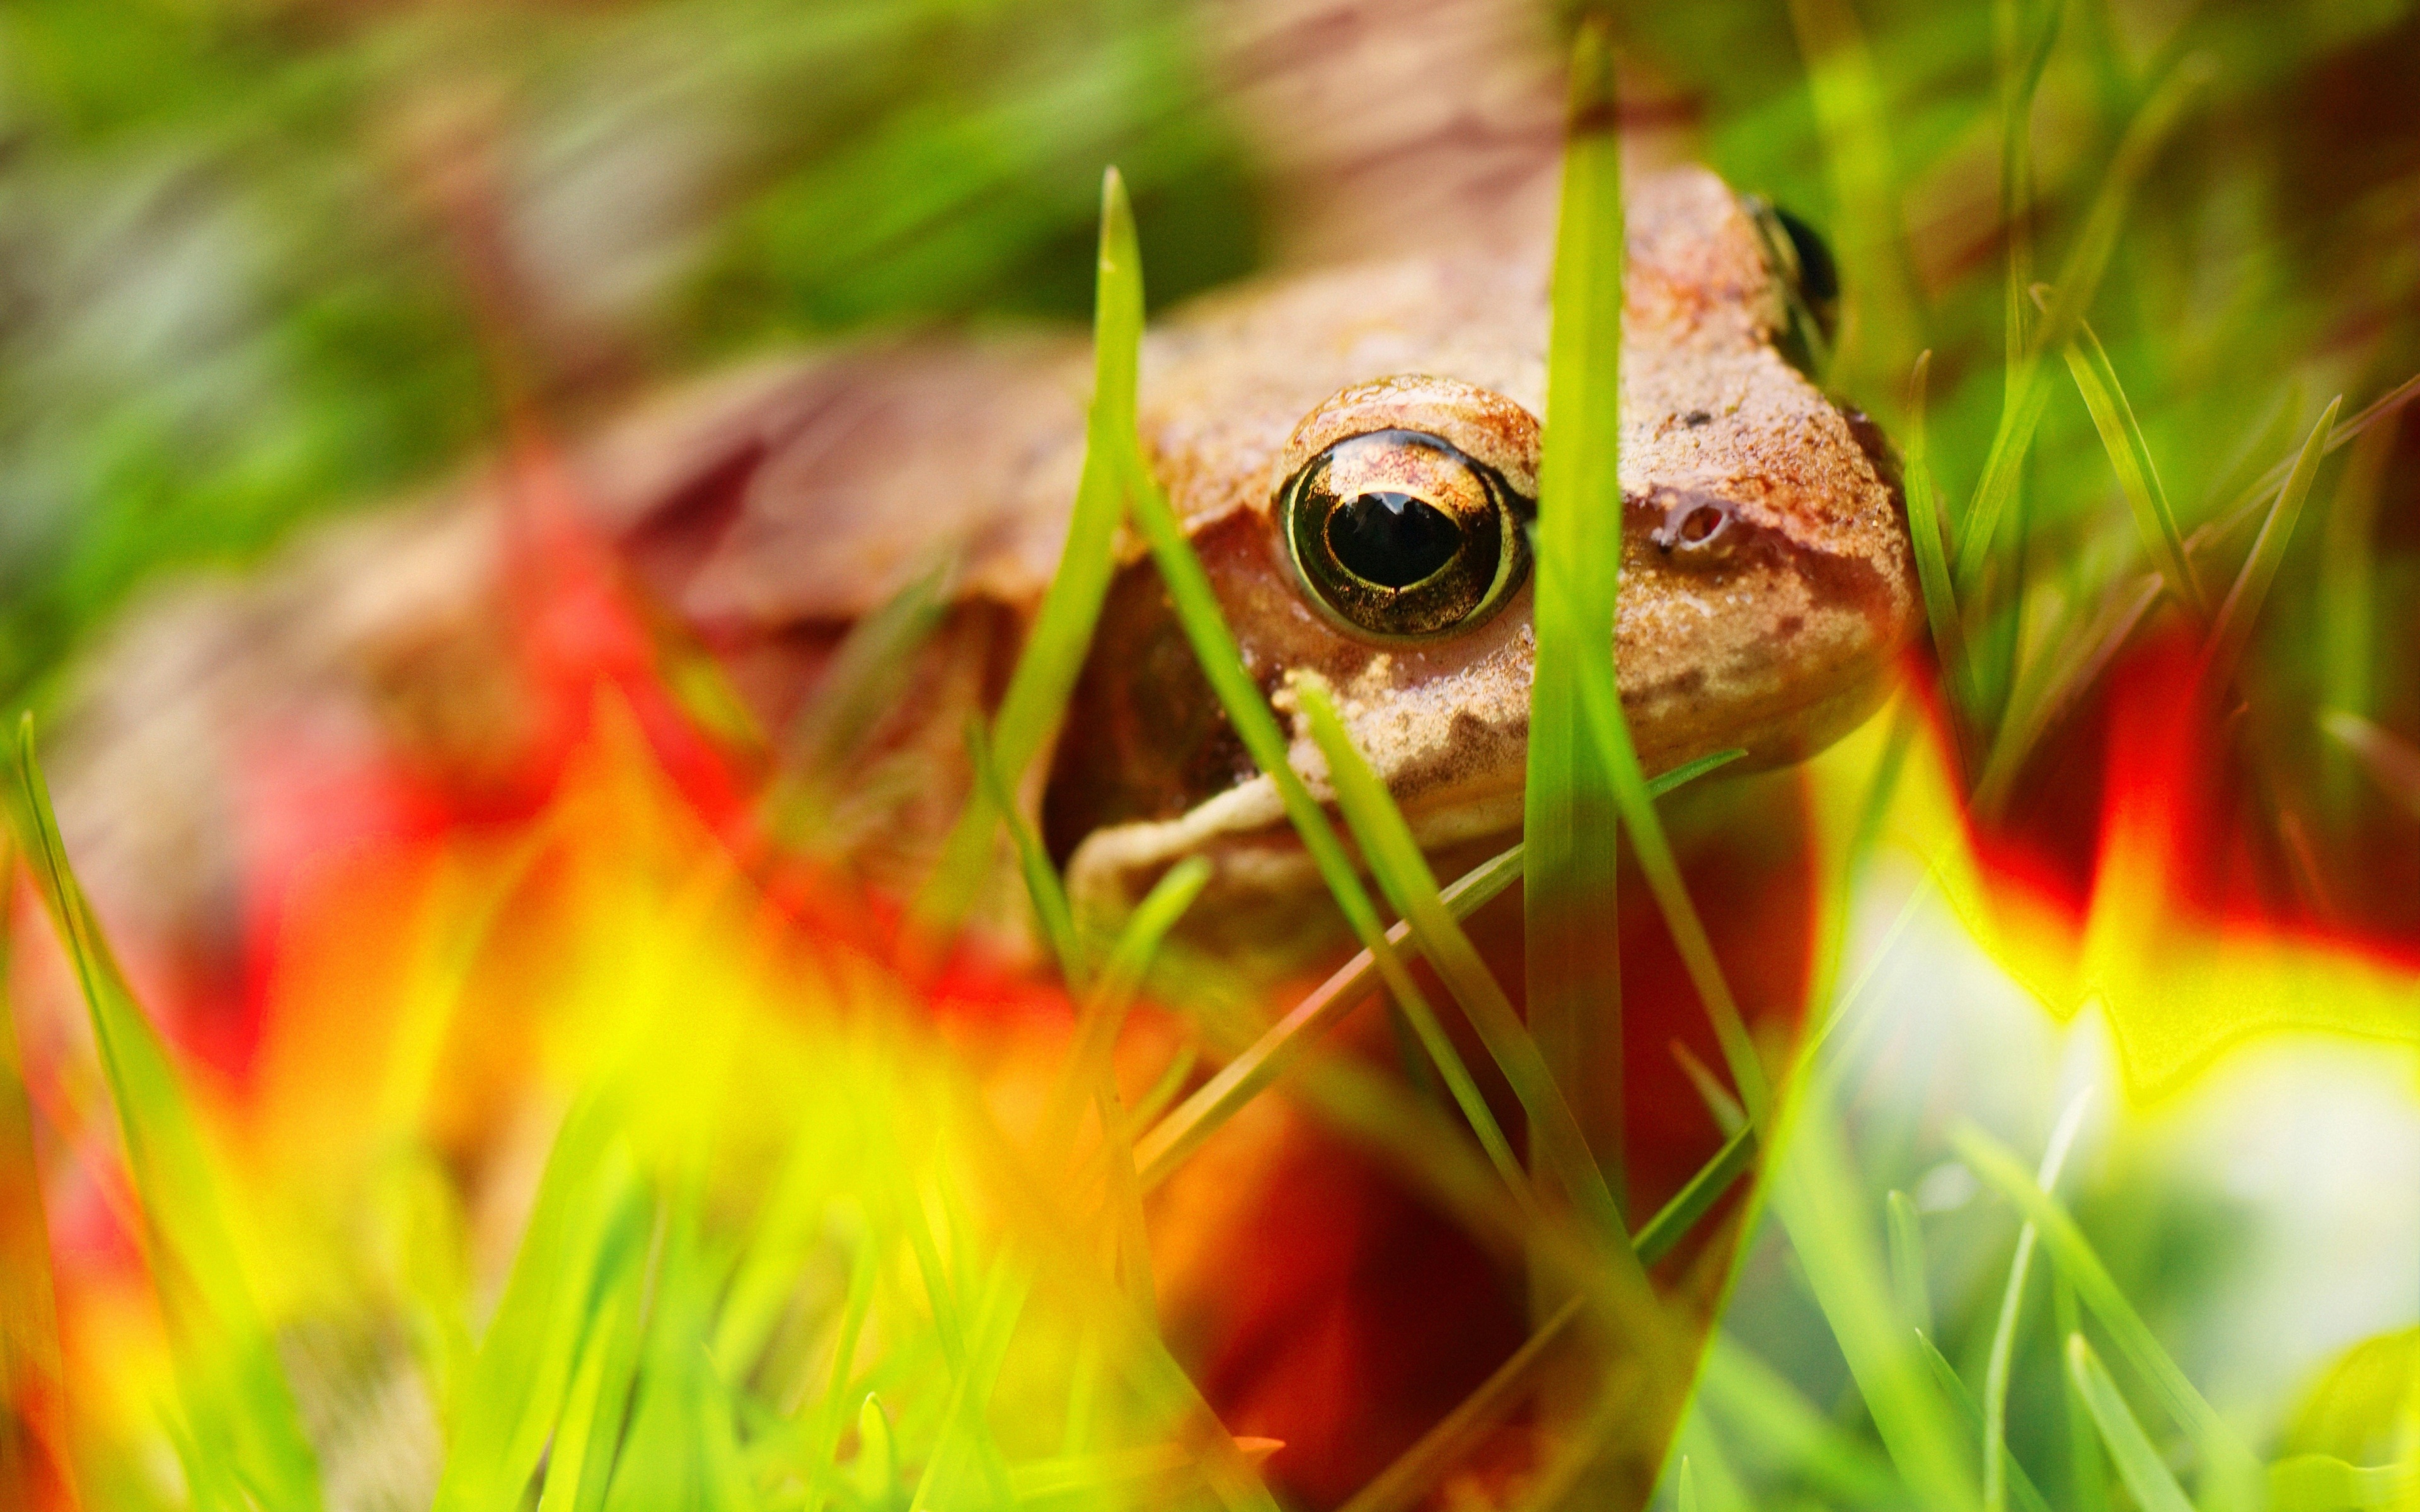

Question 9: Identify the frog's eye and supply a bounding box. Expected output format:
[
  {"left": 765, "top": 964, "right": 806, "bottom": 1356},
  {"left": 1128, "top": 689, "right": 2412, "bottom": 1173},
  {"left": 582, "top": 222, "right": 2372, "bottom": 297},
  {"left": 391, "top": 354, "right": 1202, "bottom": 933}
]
[
  {"left": 1280, "top": 428, "right": 1533, "bottom": 641},
  {"left": 1743, "top": 195, "right": 1840, "bottom": 377}
]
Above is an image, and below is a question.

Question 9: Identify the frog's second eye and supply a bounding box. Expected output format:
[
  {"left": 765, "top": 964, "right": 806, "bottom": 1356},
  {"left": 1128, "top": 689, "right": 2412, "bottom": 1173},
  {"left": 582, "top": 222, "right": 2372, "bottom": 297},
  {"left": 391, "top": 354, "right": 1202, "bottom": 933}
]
[{"left": 1281, "top": 428, "right": 1531, "bottom": 641}]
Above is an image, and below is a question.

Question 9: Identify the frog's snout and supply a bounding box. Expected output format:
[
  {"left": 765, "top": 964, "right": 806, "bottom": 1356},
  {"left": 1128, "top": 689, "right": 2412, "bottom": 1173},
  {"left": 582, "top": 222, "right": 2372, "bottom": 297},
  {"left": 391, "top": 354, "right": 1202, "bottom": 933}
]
[{"left": 1644, "top": 486, "right": 1740, "bottom": 566}]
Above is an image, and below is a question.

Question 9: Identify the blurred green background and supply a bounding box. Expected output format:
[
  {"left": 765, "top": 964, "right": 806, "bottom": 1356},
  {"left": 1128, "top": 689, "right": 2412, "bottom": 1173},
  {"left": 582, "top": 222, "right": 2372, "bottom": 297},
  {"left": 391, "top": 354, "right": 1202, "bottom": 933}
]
[{"left": 3, "top": 0, "right": 2416, "bottom": 774}]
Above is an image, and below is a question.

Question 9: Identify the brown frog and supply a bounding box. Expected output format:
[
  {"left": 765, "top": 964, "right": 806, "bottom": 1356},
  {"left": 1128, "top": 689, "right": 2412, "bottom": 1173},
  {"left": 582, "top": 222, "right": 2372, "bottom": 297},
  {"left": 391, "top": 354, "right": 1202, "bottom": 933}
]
[{"left": 41, "top": 164, "right": 1913, "bottom": 963}]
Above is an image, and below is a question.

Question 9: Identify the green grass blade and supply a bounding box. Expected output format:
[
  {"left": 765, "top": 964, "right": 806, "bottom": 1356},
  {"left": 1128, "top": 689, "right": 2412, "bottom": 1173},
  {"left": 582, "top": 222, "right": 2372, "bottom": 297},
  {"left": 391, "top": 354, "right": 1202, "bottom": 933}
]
[
  {"left": 1904, "top": 353, "right": 1974, "bottom": 722},
  {"left": 2320, "top": 711, "right": 2420, "bottom": 820},
  {"left": 1887, "top": 1190, "right": 1932, "bottom": 1337},
  {"left": 431, "top": 1111, "right": 648, "bottom": 1512},
  {"left": 1676, "top": 1455, "right": 1700, "bottom": 1512},
  {"left": 1958, "top": 55, "right": 2214, "bottom": 588},
  {"left": 2055, "top": 1271, "right": 2112, "bottom": 1512},
  {"left": 1916, "top": 1330, "right": 2056, "bottom": 1512},
  {"left": 1337, "top": 1298, "right": 1587, "bottom": 1512},
  {"left": 2063, "top": 317, "right": 2206, "bottom": 617},
  {"left": 1698, "top": 1334, "right": 1906, "bottom": 1506},
  {"left": 6, "top": 714, "right": 322, "bottom": 1512},
  {"left": 1131, "top": 842, "right": 1521, "bottom": 1189},
  {"left": 2201, "top": 396, "right": 2342, "bottom": 694},
  {"left": 966, "top": 720, "right": 1083, "bottom": 992},
  {"left": 1985, "top": 1096, "right": 2092, "bottom": 1512},
  {"left": 1131, "top": 748, "right": 1735, "bottom": 1189},
  {"left": 2066, "top": 1334, "right": 2196, "bottom": 1512},
  {"left": 1672, "top": 1040, "right": 1747, "bottom": 1138},
  {"left": 2317, "top": 421, "right": 2396, "bottom": 808},
  {"left": 2190, "top": 373, "right": 2420, "bottom": 553},
  {"left": 1554, "top": 549, "right": 1768, "bottom": 1128},
  {"left": 1770, "top": 1077, "right": 1978, "bottom": 1511},
  {"left": 785, "top": 558, "right": 956, "bottom": 779},
  {"left": 1953, "top": 1123, "right": 2261, "bottom": 1492},
  {"left": 1633, "top": 1125, "right": 1754, "bottom": 1268},
  {"left": 1527, "top": 14, "right": 1630, "bottom": 1208},
  {"left": 2268, "top": 1453, "right": 2420, "bottom": 1511},
  {"left": 853, "top": 1394, "right": 896, "bottom": 1507},
  {"left": 1995, "top": 0, "right": 2066, "bottom": 382},
  {"left": 534, "top": 1293, "right": 625, "bottom": 1512},
  {"left": 916, "top": 166, "right": 1145, "bottom": 935},
  {"left": 1784, "top": 0, "right": 1922, "bottom": 388},
  {"left": 1973, "top": 574, "right": 2162, "bottom": 816},
  {"left": 0, "top": 873, "right": 69, "bottom": 1512},
  {"left": 1301, "top": 681, "right": 1627, "bottom": 1246},
  {"left": 797, "top": 1235, "right": 879, "bottom": 1512},
  {"left": 1042, "top": 856, "right": 1209, "bottom": 1160}
]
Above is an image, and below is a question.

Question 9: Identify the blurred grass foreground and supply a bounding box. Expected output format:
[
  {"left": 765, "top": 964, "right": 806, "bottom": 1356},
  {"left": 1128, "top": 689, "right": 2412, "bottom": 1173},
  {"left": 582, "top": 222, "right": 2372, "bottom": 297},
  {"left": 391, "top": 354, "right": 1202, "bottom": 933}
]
[{"left": 4, "top": 1, "right": 2420, "bottom": 1510}]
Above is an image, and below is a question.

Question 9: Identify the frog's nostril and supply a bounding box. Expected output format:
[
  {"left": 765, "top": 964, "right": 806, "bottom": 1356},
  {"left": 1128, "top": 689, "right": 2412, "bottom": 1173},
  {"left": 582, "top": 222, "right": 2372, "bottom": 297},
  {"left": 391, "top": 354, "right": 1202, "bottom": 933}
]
[{"left": 1647, "top": 489, "right": 1738, "bottom": 563}]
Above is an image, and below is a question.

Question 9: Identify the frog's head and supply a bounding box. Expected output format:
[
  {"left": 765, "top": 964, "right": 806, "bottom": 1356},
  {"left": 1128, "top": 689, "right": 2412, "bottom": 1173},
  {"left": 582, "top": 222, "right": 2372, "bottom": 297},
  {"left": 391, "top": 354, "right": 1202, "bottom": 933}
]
[{"left": 1043, "top": 166, "right": 1915, "bottom": 932}]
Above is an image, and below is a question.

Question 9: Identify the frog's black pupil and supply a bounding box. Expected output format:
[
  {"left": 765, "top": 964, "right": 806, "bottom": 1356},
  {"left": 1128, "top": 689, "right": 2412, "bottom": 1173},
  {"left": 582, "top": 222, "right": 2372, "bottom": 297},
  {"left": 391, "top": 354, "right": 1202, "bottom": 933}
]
[{"left": 1327, "top": 491, "right": 1463, "bottom": 588}]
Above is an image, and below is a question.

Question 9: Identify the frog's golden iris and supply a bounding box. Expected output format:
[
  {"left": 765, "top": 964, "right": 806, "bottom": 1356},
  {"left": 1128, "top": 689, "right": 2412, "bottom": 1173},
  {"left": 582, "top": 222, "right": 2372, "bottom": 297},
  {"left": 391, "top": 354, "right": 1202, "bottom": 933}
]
[{"left": 1279, "top": 428, "right": 1534, "bottom": 641}]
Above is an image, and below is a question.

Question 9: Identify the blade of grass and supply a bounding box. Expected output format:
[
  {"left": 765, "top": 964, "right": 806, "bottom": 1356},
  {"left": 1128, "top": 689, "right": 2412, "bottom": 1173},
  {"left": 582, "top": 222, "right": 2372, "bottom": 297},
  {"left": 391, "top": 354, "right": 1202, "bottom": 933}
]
[
  {"left": 2187, "top": 372, "right": 2420, "bottom": 557},
  {"left": 1995, "top": 0, "right": 2066, "bottom": 384},
  {"left": 1554, "top": 549, "right": 1768, "bottom": 1128},
  {"left": 796, "top": 1230, "right": 879, "bottom": 1512},
  {"left": 1337, "top": 1297, "right": 1588, "bottom": 1512},
  {"left": 2320, "top": 712, "right": 2420, "bottom": 820},
  {"left": 2054, "top": 1271, "right": 2112, "bottom": 1512},
  {"left": 1973, "top": 573, "right": 2162, "bottom": 816},
  {"left": 1784, "top": 0, "right": 1922, "bottom": 388},
  {"left": 430, "top": 1112, "right": 649, "bottom": 1512},
  {"left": 534, "top": 1293, "right": 626, "bottom": 1512},
  {"left": 783, "top": 557, "right": 956, "bottom": 779},
  {"left": 1132, "top": 748, "right": 1737, "bottom": 1189},
  {"left": 2201, "top": 397, "right": 2342, "bottom": 696},
  {"left": 2066, "top": 1334, "right": 2195, "bottom": 1512},
  {"left": 916, "top": 166, "right": 1146, "bottom": 937},
  {"left": 1953, "top": 1123, "right": 2261, "bottom": 1493},
  {"left": 1887, "top": 1190, "right": 1932, "bottom": 1337},
  {"left": 2062, "top": 316, "right": 2206, "bottom": 617},
  {"left": 0, "top": 873, "right": 69, "bottom": 1512},
  {"left": 1916, "top": 1331, "right": 2056, "bottom": 1512},
  {"left": 1041, "top": 856, "right": 1210, "bottom": 1162},
  {"left": 1698, "top": 1333, "right": 1905, "bottom": 1507},
  {"left": 1957, "top": 54, "right": 2214, "bottom": 588},
  {"left": 1905, "top": 353, "right": 1974, "bottom": 723},
  {"left": 1985, "top": 1095, "right": 2093, "bottom": 1512},
  {"left": 6, "top": 714, "right": 322, "bottom": 1512},
  {"left": 966, "top": 720, "right": 1082, "bottom": 992},
  {"left": 1672, "top": 1041, "right": 1747, "bottom": 1138},
  {"left": 1132, "top": 842, "right": 1520, "bottom": 1189},
  {"left": 1528, "top": 13, "right": 1630, "bottom": 1210},
  {"left": 1770, "top": 1074, "right": 1979, "bottom": 1511},
  {"left": 1633, "top": 1125, "right": 1756, "bottom": 1267},
  {"left": 2317, "top": 421, "right": 2397, "bottom": 809},
  {"left": 2268, "top": 1454, "right": 2420, "bottom": 1511},
  {"left": 1300, "top": 680, "right": 1626, "bottom": 1246}
]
